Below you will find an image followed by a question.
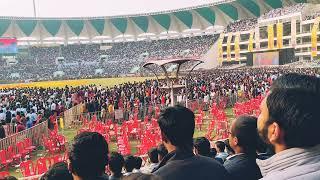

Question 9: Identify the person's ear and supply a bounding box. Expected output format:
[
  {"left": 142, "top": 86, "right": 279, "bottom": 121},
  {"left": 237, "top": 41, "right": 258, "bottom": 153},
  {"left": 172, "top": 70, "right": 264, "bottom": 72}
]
[
  {"left": 269, "top": 122, "right": 281, "bottom": 144},
  {"left": 233, "top": 136, "right": 239, "bottom": 146}
]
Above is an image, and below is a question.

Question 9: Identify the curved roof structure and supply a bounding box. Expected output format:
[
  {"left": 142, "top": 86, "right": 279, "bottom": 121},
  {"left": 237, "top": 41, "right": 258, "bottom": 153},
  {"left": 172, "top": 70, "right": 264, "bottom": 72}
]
[{"left": 0, "top": 0, "right": 313, "bottom": 44}]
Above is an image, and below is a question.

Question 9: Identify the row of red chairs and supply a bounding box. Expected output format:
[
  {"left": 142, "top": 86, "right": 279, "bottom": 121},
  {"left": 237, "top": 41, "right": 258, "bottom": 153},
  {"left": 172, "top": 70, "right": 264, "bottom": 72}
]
[
  {"left": 0, "top": 138, "right": 36, "bottom": 170},
  {"left": 20, "top": 154, "right": 68, "bottom": 177}
]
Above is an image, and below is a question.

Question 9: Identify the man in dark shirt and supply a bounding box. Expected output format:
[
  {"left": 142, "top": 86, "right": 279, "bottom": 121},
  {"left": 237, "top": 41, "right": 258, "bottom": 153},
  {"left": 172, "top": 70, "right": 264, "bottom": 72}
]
[
  {"left": 153, "top": 105, "right": 230, "bottom": 180},
  {"left": 224, "top": 115, "right": 262, "bottom": 180}
]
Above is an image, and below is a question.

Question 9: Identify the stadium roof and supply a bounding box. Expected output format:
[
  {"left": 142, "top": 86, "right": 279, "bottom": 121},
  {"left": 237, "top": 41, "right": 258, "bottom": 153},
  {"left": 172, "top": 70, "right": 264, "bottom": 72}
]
[{"left": 0, "top": 0, "right": 314, "bottom": 44}]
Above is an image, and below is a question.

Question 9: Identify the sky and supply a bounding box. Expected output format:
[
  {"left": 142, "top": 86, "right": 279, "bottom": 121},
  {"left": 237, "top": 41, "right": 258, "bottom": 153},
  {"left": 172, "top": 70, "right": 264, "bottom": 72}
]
[{"left": 0, "top": 0, "right": 217, "bottom": 18}]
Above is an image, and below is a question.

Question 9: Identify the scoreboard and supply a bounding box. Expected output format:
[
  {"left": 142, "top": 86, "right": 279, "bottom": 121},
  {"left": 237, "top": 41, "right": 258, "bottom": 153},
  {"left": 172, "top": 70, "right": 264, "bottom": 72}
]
[{"left": 0, "top": 38, "right": 17, "bottom": 55}]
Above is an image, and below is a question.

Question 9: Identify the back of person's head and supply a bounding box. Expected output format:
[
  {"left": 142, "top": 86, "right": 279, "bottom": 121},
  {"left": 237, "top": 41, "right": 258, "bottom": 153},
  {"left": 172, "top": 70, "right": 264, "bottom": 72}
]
[
  {"left": 215, "top": 141, "right": 225, "bottom": 153},
  {"left": 193, "top": 137, "right": 211, "bottom": 157},
  {"left": 121, "top": 173, "right": 162, "bottom": 180},
  {"left": 263, "top": 88, "right": 320, "bottom": 148},
  {"left": 147, "top": 148, "right": 159, "bottom": 164},
  {"left": 271, "top": 73, "right": 320, "bottom": 93},
  {"left": 109, "top": 152, "right": 124, "bottom": 178},
  {"left": 229, "top": 115, "right": 258, "bottom": 155},
  {"left": 68, "top": 132, "right": 109, "bottom": 179},
  {"left": 4, "top": 176, "right": 18, "bottom": 180},
  {"left": 158, "top": 105, "right": 195, "bottom": 150},
  {"left": 124, "top": 155, "right": 136, "bottom": 173},
  {"left": 157, "top": 143, "right": 168, "bottom": 162},
  {"left": 134, "top": 156, "right": 143, "bottom": 170},
  {"left": 210, "top": 148, "right": 217, "bottom": 158},
  {"left": 40, "top": 162, "right": 72, "bottom": 180}
]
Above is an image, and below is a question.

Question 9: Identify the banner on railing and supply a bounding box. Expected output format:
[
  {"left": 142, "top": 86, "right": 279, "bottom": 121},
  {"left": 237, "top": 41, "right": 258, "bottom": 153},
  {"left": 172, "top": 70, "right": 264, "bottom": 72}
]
[
  {"left": 291, "top": 19, "right": 296, "bottom": 48},
  {"left": 277, "top": 22, "right": 283, "bottom": 49},
  {"left": 227, "top": 33, "right": 232, "bottom": 61},
  {"left": 115, "top": 109, "right": 124, "bottom": 120},
  {"left": 234, "top": 32, "right": 240, "bottom": 61},
  {"left": 311, "top": 17, "right": 320, "bottom": 57},
  {"left": 268, "top": 24, "right": 274, "bottom": 50},
  {"left": 255, "top": 26, "right": 260, "bottom": 50},
  {"left": 218, "top": 33, "right": 224, "bottom": 64},
  {"left": 248, "top": 30, "right": 254, "bottom": 52}
]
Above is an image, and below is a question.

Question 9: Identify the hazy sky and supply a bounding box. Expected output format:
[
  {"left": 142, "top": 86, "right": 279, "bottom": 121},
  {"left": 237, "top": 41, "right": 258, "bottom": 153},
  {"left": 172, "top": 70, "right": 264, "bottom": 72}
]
[{"left": 0, "top": 0, "right": 216, "bottom": 17}]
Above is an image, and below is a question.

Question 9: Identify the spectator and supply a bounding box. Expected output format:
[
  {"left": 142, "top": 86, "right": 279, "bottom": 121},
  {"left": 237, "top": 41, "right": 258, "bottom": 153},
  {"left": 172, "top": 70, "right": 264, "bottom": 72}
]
[
  {"left": 40, "top": 162, "right": 73, "bottom": 180},
  {"left": 224, "top": 115, "right": 262, "bottom": 180},
  {"left": 68, "top": 132, "right": 109, "bottom": 180},
  {"left": 133, "top": 156, "right": 143, "bottom": 173},
  {"left": 124, "top": 155, "right": 136, "bottom": 176},
  {"left": 215, "top": 141, "right": 229, "bottom": 162},
  {"left": 121, "top": 173, "right": 162, "bottom": 180},
  {"left": 0, "top": 123, "right": 5, "bottom": 139},
  {"left": 142, "top": 148, "right": 158, "bottom": 173},
  {"left": 109, "top": 152, "right": 125, "bottom": 180},
  {"left": 257, "top": 74, "right": 320, "bottom": 179},
  {"left": 210, "top": 148, "right": 224, "bottom": 164},
  {"left": 154, "top": 105, "right": 231, "bottom": 180},
  {"left": 193, "top": 137, "right": 211, "bottom": 157},
  {"left": 17, "top": 121, "right": 26, "bottom": 132},
  {"left": 156, "top": 144, "right": 168, "bottom": 162}
]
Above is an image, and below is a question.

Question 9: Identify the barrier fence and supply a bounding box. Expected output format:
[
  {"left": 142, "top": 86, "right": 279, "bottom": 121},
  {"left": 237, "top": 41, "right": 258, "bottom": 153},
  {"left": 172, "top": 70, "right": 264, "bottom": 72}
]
[{"left": 0, "top": 120, "right": 48, "bottom": 152}]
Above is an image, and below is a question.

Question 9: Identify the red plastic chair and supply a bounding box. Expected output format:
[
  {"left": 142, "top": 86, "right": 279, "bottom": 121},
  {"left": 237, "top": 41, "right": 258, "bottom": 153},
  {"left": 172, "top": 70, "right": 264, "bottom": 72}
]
[
  {"left": 0, "top": 171, "right": 10, "bottom": 178},
  {"left": 20, "top": 160, "right": 36, "bottom": 177},
  {"left": 24, "top": 138, "right": 36, "bottom": 152},
  {"left": 7, "top": 145, "right": 22, "bottom": 164},
  {"left": 16, "top": 141, "right": 29, "bottom": 158},
  {"left": 35, "top": 157, "right": 51, "bottom": 174},
  {"left": 0, "top": 150, "right": 13, "bottom": 170}
]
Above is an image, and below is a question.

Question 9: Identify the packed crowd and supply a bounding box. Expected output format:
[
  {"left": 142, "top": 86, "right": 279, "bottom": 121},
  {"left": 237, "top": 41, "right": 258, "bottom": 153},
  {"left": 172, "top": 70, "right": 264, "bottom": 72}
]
[
  {"left": 259, "top": 3, "right": 306, "bottom": 20},
  {"left": 224, "top": 18, "right": 257, "bottom": 33},
  {"left": 3, "top": 72, "right": 319, "bottom": 180},
  {"left": 0, "top": 67, "right": 318, "bottom": 140},
  {"left": 0, "top": 35, "right": 217, "bottom": 82}
]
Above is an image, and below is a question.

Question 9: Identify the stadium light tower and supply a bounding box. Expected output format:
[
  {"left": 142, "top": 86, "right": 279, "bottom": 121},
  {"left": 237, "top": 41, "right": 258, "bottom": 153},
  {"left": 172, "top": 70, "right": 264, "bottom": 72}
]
[{"left": 143, "top": 58, "right": 203, "bottom": 107}]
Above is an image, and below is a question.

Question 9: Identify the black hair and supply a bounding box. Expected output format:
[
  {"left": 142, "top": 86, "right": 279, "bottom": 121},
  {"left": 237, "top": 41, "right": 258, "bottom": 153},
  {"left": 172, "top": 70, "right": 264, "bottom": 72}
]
[
  {"left": 266, "top": 88, "right": 320, "bottom": 148},
  {"left": 124, "top": 155, "right": 136, "bottom": 173},
  {"left": 4, "top": 176, "right": 18, "bottom": 180},
  {"left": 134, "top": 156, "right": 143, "bottom": 170},
  {"left": 210, "top": 148, "right": 217, "bottom": 158},
  {"left": 158, "top": 105, "right": 195, "bottom": 150},
  {"left": 40, "top": 162, "right": 72, "bottom": 180},
  {"left": 271, "top": 73, "right": 320, "bottom": 93},
  {"left": 231, "top": 115, "right": 259, "bottom": 155},
  {"left": 109, "top": 152, "right": 124, "bottom": 178},
  {"left": 157, "top": 144, "right": 168, "bottom": 161},
  {"left": 193, "top": 137, "right": 211, "bottom": 157},
  {"left": 69, "top": 132, "right": 109, "bottom": 179},
  {"left": 148, "top": 148, "right": 159, "bottom": 164},
  {"left": 215, "top": 141, "right": 225, "bottom": 152}
]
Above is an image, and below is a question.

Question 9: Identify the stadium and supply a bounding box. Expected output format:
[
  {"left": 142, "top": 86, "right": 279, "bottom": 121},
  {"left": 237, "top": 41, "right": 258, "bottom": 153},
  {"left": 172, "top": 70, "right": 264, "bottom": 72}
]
[{"left": 0, "top": 0, "right": 319, "bottom": 179}]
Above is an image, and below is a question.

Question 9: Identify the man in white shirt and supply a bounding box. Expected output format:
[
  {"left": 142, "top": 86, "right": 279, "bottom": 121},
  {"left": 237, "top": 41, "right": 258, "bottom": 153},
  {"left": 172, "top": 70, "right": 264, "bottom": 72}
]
[{"left": 141, "top": 148, "right": 159, "bottom": 173}]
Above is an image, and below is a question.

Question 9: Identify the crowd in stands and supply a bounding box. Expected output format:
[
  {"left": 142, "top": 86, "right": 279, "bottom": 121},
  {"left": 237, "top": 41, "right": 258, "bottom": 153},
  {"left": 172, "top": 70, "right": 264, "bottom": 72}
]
[
  {"left": 259, "top": 3, "right": 306, "bottom": 20},
  {"left": 0, "top": 35, "right": 217, "bottom": 82},
  {"left": 224, "top": 3, "right": 310, "bottom": 33},
  {"left": 225, "top": 18, "right": 257, "bottom": 33}
]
